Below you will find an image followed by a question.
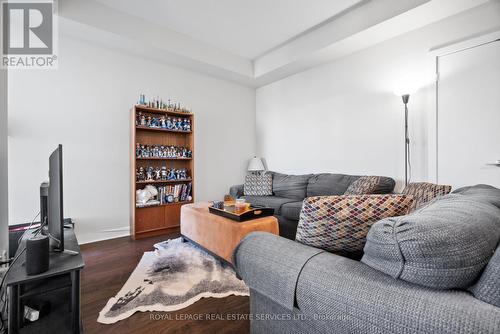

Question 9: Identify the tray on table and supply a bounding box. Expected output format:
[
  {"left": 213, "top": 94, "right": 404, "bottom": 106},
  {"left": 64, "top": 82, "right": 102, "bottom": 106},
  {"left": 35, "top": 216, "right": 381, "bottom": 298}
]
[{"left": 209, "top": 204, "right": 274, "bottom": 222}]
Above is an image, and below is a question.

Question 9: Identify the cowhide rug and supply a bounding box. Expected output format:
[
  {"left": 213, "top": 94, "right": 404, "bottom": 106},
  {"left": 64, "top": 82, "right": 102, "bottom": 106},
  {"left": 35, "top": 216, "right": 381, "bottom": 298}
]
[{"left": 97, "top": 238, "right": 249, "bottom": 324}]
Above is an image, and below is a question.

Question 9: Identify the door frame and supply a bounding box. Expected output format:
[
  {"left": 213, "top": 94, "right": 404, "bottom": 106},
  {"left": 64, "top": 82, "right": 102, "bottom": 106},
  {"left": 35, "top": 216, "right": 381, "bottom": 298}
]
[{"left": 427, "top": 30, "right": 500, "bottom": 183}]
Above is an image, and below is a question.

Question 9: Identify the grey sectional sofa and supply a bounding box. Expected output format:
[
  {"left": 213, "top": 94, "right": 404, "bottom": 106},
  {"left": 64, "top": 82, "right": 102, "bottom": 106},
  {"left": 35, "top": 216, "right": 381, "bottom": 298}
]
[
  {"left": 233, "top": 185, "right": 500, "bottom": 334},
  {"left": 230, "top": 172, "right": 395, "bottom": 239}
]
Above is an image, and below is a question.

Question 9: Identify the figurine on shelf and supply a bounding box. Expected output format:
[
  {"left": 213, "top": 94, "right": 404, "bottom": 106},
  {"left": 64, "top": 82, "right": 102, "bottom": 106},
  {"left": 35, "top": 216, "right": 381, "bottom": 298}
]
[
  {"left": 146, "top": 167, "right": 154, "bottom": 181},
  {"left": 136, "top": 143, "right": 142, "bottom": 158},
  {"left": 161, "top": 166, "right": 168, "bottom": 180},
  {"left": 160, "top": 116, "right": 167, "bottom": 129},
  {"left": 137, "top": 166, "right": 145, "bottom": 181},
  {"left": 151, "top": 117, "right": 159, "bottom": 128},
  {"left": 176, "top": 118, "right": 183, "bottom": 130},
  {"left": 167, "top": 168, "right": 176, "bottom": 180},
  {"left": 139, "top": 113, "right": 146, "bottom": 126},
  {"left": 166, "top": 117, "right": 173, "bottom": 130},
  {"left": 154, "top": 167, "right": 161, "bottom": 180},
  {"left": 184, "top": 119, "right": 191, "bottom": 131},
  {"left": 146, "top": 116, "right": 152, "bottom": 127}
]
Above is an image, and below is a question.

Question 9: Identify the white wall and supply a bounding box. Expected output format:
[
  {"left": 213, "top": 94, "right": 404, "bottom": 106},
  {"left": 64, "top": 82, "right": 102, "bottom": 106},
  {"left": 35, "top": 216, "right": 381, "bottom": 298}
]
[
  {"left": 8, "top": 35, "right": 256, "bottom": 244},
  {"left": 256, "top": 2, "right": 500, "bottom": 191}
]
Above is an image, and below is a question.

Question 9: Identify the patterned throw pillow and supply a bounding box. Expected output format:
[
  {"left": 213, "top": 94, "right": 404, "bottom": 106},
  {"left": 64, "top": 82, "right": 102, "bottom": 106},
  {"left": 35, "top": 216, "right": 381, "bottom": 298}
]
[
  {"left": 344, "top": 176, "right": 381, "bottom": 195},
  {"left": 402, "top": 182, "right": 452, "bottom": 212},
  {"left": 244, "top": 173, "right": 273, "bottom": 196},
  {"left": 295, "top": 195, "right": 413, "bottom": 254}
]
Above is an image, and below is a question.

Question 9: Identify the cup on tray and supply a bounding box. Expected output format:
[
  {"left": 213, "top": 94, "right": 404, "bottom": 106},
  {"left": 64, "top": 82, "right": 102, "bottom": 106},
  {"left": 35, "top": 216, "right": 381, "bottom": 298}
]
[{"left": 235, "top": 198, "right": 250, "bottom": 214}]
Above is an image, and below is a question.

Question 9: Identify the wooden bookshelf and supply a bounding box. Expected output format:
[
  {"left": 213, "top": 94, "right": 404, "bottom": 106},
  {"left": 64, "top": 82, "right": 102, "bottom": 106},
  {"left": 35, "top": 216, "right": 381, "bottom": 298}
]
[{"left": 130, "top": 105, "right": 194, "bottom": 239}]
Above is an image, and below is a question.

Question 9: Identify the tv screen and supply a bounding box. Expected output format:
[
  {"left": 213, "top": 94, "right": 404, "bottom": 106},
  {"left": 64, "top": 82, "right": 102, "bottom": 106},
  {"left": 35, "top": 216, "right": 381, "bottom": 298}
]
[{"left": 48, "top": 144, "right": 64, "bottom": 251}]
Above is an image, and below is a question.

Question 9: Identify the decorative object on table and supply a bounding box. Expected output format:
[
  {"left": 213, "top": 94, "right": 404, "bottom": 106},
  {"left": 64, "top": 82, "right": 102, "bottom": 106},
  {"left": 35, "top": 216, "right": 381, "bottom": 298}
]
[
  {"left": 295, "top": 194, "right": 414, "bottom": 254},
  {"left": 97, "top": 238, "right": 248, "bottom": 324},
  {"left": 344, "top": 176, "right": 382, "bottom": 195},
  {"left": 212, "top": 201, "right": 224, "bottom": 209},
  {"left": 209, "top": 202, "right": 274, "bottom": 222},
  {"left": 131, "top": 102, "right": 194, "bottom": 239},
  {"left": 402, "top": 182, "right": 452, "bottom": 212},
  {"left": 234, "top": 198, "right": 250, "bottom": 214},
  {"left": 243, "top": 157, "right": 272, "bottom": 196}
]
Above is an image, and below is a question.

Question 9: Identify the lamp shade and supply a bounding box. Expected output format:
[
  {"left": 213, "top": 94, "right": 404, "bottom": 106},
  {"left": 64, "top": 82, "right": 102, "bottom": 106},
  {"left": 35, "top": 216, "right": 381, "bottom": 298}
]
[{"left": 248, "top": 157, "right": 265, "bottom": 172}]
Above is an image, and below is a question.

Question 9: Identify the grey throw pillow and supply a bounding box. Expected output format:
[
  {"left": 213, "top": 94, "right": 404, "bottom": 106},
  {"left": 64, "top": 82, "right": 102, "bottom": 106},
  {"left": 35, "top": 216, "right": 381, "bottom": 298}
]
[
  {"left": 271, "top": 173, "right": 312, "bottom": 200},
  {"left": 361, "top": 194, "right": 500, "bottom": 289},
  {"left": 244, "top": 173, "right": 273, "bottom": 196}
]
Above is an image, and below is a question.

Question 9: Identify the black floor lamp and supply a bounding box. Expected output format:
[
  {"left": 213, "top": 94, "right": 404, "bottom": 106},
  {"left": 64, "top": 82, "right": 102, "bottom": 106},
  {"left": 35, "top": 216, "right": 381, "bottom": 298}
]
[{"left": 401, "top": 94, "right": 410, "bottom": 187}]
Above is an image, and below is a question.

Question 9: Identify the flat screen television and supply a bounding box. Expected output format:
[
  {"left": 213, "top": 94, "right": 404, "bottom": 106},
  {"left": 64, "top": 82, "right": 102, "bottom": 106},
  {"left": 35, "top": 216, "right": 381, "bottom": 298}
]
[{"left": 48, "top": 144, "right": 64, "bottom": 251}]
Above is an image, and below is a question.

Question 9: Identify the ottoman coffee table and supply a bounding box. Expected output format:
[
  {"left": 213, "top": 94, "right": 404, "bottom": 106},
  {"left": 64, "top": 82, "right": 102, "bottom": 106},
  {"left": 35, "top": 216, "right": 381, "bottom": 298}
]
[{"left": 180, "top": 202, "right": 279, "bottom": 265}]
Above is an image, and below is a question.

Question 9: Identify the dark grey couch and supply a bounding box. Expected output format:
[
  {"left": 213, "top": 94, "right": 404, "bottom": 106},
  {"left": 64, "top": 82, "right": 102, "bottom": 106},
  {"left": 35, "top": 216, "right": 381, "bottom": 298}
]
[
  {"left": 233, "top": 185, "right": 500, "bottom": 334},
  {"left": 230, "top": 172, "right": 395, "bottom": 239}
]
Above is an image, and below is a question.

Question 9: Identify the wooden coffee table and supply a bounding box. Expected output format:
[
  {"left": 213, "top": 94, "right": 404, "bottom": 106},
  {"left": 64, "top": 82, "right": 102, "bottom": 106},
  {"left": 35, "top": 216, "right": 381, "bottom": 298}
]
[{"left": 180, "top": 202, "right": 279, "bottom": 265}]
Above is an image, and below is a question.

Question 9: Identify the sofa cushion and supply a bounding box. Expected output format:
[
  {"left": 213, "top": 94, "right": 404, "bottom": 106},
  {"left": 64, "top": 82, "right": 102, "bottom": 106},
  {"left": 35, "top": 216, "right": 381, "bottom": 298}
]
[
  {"left": 453, "top": 184, "right": 500, "bottom": 210},
  {"left": 344, "top": 176, "right": 396, "bottom": 195},
  {"left": 271, "top": 172, "right": 312, "bottom": 200},
  {"left": 306, "top": 173, "right": 360, "bottom": 197},
  {"left": 402, "top": 182, "right": 452, "bottom": 212},
  {"left": 242, "top": 195, "right": 296, "bottom": 215},
  {"left": 244, "top": 173, "right": 273, "bottom": 196},
  {"left": 362, "top": 194, "right": 500, "bottom": 289},
  {"left": 281, "top": 201, "right": 304, "bottom": 221},
  {"left": 470, "top": 243, "right": 500, "bottom": 307},
  {"left": 295, "top": 195, "right": 413, "bottom": 254}
]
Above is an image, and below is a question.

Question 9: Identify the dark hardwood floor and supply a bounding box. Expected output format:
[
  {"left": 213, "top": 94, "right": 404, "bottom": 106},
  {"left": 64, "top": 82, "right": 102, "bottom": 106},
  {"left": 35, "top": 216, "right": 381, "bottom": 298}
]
[{"left": 80, "top": 233, "right": 250, "bottom": 334}]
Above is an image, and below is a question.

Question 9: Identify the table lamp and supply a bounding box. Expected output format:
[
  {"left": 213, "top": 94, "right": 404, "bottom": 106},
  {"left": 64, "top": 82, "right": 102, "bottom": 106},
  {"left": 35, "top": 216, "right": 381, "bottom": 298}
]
[{"left": 248, "top": 157, "right": 265, "bottom": 175}]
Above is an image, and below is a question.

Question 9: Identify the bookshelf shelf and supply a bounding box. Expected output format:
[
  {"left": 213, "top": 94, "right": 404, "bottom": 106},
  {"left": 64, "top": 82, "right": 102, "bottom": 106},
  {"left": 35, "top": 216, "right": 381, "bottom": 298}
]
[
  {"left": 136, "top": 200, "right": 194, "bottom": 209},
  {"left": 135, "top": 105, "right": 194, "bottom": 117},
  {"left": 136, "top": 179, "right": 192, "bottom": 184},
  {"left": 130, "top": 105, "right": 195, "bottom": 239},
  {"left": 135, "top": 125, "right": 192, "bottom": 134},
  {"left": 135, "top": 157, "right": 192, "bottom": 161}
]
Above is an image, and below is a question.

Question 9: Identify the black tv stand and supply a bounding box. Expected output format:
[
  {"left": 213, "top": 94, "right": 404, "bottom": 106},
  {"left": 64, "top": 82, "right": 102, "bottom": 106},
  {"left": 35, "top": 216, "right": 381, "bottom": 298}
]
[{"left": 5, "top": 228, "right": 84, "bottom": 333}]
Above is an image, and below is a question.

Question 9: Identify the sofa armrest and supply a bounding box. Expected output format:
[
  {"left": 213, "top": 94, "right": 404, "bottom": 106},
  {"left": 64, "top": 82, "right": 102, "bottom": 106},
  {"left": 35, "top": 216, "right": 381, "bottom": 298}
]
[
  {"left": 234, "top": 233, "right": 500, "bottom": 333},
  {"left": 229, "top": 184, "right": 244, "bottom": 199},
  {"left": 233, "top": 232, "right": 324, "bottom": 310}
]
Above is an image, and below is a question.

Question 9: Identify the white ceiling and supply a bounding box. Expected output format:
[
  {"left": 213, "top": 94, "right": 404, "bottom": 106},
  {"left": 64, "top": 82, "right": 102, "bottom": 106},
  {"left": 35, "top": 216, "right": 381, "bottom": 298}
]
[
  {"left": 60, "top": 0, "right": 491, "bottom": 87},
  {"left": 93, "top": 0, "right": 362, "bottom": 59}
]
